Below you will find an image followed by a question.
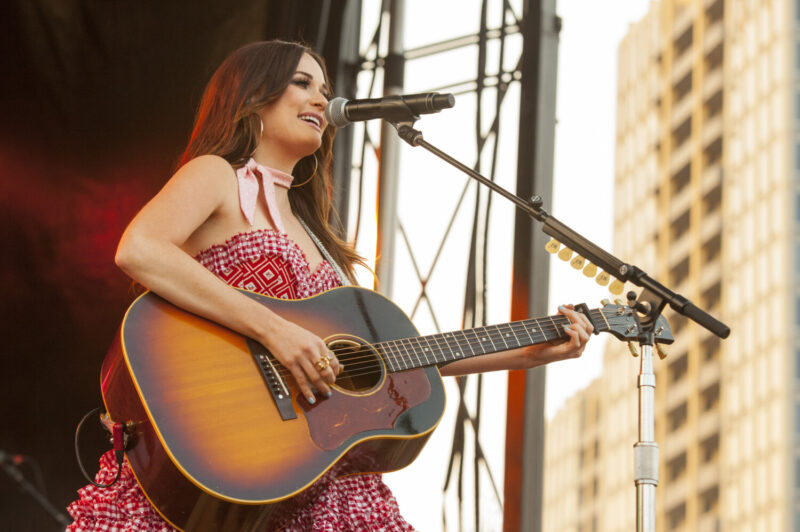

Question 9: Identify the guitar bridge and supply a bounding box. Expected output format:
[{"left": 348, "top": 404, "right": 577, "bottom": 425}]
[{"left": 246, "top": 338, "right": 297, "bottom": 421}]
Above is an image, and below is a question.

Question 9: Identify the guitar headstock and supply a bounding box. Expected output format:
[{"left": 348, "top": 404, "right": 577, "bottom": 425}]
[{"left": 596, "top": 302, "right": 674, "bottom": 345}]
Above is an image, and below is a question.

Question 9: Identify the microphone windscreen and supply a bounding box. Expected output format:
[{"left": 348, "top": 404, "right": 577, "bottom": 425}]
[{"left": 324, "top": 97, "right": 350, "bottom": 128}]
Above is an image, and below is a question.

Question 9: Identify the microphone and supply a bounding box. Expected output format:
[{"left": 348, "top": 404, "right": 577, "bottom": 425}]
[{"left": 325, "top": 92, "right": 455, "bottom": 128}]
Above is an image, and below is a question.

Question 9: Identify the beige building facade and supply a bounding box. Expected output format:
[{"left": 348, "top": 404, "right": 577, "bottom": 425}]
[{"left": 544, "top": 0, "right": 794, "bottom": 530}]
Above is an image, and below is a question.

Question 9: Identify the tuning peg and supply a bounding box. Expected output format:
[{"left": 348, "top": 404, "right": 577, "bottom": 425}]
[
  {"left": 601, "top": 298, "right": 611, "bottom": 306},
  {"left": 545, "top": 239, "right": 561, "bottom": 254},
  {"left": 609, "top": 279, "right": 625, "bottom": 295},
  {"left": 627, "top": 342, "right": 641, "bottom": 357},
  {"left": 570, "top": 255, "right": 586, "bottom": 269},
  {"left": 558, "top": 247, "right": 573, "bottom": 261},
  {"left": 583, "top": 262, "right": 597, "bottom": 277},
  {"left": 655, "top": 343, "right": 668, "bottom": 360},
  {"left": 596, "top": 271, "right": 610, "bottom": 286},
  {"left": 614, "top": 298, "right": 625, "bottom": 306}
]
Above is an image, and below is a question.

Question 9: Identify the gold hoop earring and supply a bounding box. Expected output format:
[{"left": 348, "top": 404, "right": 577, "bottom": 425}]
[{"left": 292, "top": 156, "right": 318, "bottom": 188}]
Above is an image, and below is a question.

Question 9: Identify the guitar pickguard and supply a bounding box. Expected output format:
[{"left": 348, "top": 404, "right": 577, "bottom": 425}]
[{"left": 299, "top": 369, "right": 431, "bottom": 451}]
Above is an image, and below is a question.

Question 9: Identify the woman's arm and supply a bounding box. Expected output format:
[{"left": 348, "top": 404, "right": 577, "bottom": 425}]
[
  {"left": 439, "top": 304, "right": 593, "bottom": 377},
  {"left": 115, "top": 155, "right": 338, "bottom": 403}
]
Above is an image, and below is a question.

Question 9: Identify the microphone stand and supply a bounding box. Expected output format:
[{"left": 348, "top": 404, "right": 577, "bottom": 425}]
[
  {"left": 0, "top": 450, "right": 71, "bottom": 528},
  {"left": 386, "top": 118, "right": 730, "bottom": 532}
]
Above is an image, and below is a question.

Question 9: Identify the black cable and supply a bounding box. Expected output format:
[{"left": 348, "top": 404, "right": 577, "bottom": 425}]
[
  {"left": 15, "top": 455, "right": 47, "bottom": 495},
  {"left": 74, "top": 406, "right": 123, "bottom": 488},
  {"left": 0, "top": 451, "right": 71, "bottom": 526}
]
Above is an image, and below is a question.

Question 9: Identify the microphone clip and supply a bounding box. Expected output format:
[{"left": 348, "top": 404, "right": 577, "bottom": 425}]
[{"left": 391, "top": 121, "right": 424, "bottom": 146}]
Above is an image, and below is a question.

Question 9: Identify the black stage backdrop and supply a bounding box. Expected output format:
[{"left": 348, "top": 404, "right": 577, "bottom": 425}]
[{"left": 0, "top": 2, "right": 348, "bottom": 529}]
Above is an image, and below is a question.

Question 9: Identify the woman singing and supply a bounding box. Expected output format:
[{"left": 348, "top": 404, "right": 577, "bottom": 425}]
[{"left": 66, "top": 40, "right": 593, "bottom": 531}]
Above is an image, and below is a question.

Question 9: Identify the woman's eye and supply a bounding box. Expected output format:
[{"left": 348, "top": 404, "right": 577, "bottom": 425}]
[{"left": 291, "top": 78, "right": 329, "bottom": 100}]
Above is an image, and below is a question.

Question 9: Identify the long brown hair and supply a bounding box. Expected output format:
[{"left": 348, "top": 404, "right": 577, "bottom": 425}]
[{"left": 180, "top": 40, "right": 363, "bottom": 283}]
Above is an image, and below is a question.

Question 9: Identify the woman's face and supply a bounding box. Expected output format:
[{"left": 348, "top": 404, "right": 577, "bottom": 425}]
[{"left": 258, "top": 53, "right": 329, "bottom": 161}]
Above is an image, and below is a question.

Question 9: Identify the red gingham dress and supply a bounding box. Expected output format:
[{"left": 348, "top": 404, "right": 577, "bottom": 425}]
[{"left": 66, "top": 229, "right": 414, "bottom": 532}]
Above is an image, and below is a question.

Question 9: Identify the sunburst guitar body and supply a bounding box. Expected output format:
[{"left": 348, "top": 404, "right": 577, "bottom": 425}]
[{"left": 100, "top": 286, "right": 671, "bottom": 531}]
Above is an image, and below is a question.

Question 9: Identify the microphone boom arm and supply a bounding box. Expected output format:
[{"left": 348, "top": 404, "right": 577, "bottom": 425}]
[{"left": 391, "top": 122, "right": 730, "bottom": 340}]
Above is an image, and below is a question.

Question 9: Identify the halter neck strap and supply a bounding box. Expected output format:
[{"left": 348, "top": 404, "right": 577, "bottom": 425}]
[{"left": 235, "top": 157, "right": 294, "bottom": 233}]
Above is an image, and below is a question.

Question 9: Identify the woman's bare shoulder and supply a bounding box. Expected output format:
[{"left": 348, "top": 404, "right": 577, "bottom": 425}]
[{"left": 174, "top": 154, "right": 237, "bottom": 183}]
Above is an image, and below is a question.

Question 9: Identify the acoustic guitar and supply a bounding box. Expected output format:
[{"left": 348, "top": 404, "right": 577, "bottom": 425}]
[{"left": 100, "top": 286, "right": 672, "bottom": 531}]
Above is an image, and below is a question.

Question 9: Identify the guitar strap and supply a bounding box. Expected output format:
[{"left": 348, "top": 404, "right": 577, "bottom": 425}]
[{"left": 297, "top": 217, "right": 352, "bottom": 287}]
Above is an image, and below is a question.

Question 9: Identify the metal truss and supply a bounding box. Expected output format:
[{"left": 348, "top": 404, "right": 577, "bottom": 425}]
[{"left": 340, "top": 1, "right": 529, "bottom": 529}]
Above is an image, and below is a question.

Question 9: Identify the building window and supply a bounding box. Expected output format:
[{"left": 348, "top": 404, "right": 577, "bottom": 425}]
[
  {"left": 797, "top": 349, "right": 800, "bottom": 378},
  {"left": 795, "top": 457, "right": 800, "bottom": 489},
  {"left": 668, "top": 402, "right": 688, "bottom": 431},
  {"left": 670, "top": 257, "right": 690, "bottom": 286},
  {"left": 797, "top": 42, "right": 800, "bottom": 70},
  {"left": 797, "top": 92, "right": 800, "bottom": 121},
  {"left": 797, "top": 403, "right": 800, "bottom": 433},
  {"left": 667, "top": 452, "right": 687, "bottom": 480},
  {"left": 701, "top": 383, "right": 720, "bottom": 412},
  {"left": 702, "top": 282, "right": 722, "bottom": 311},
  {"left": 796, "top": 298, "right": 800, "bottom": 326},
  {"left": 795, "top": 142, "right": 800, "bottom": 170},
  {"left": 668, "top": 352, "right": 689, "bottom": 383},
  {"left": 700, "top": 485, "right": 719, "bottom": 513},
  {"left": 667, "top": 501, "right": 686, "bottom": 529},
  {"left": 796, "top": 193, "right": 800, "bottom": 220},
  {"left": 703, "top": 233, "right": 722, "bottom": 263},
  {"left": 701, "top": 433, "right": 719, "bottom": 462}
]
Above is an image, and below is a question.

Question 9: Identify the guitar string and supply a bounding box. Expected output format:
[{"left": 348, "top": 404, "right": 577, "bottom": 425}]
[
  {"left": 268, "top": 321, "right": 649, "bottom": 382},
  {"left": 299, "top": 316, "right": 633, "bottom": 377},
  {"left": 265, "top": 311, "right": 631, "bottom": 376},
  {"left": 261, "top": 312, "right": 641, "bottom": 382},
  {"left": 267, "top": 316, "right": 577, "bottom": 374},
  {"left": 326, "top": 310, "right": 627, "bottom": 366},
  {"left": 268, "top": 319, "right": 635, "bottom": 382}
]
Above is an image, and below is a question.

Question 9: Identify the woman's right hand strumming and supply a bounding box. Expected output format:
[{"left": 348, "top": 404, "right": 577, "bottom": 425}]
[{"left": 258, "top": 318, "right": 341, "bottom": 404}]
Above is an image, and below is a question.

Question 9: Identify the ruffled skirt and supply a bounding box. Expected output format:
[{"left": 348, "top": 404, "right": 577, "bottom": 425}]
[{"left": 66, "top": 451, "right": 414, "bottom": 532}]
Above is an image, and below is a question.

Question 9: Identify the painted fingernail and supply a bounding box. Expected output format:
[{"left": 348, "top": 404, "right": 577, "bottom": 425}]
[
  {"left": 325, "top": 390, "right": 332, "bottom": 398},
  {"left": 308, "top": 396, "right": 316, "bottom": 405},
  {"left": 564, "top": 324, "right": 572, "bottom": 331},
  {"left": 559, "top": 305, "right": 567, "bottom": 311}
]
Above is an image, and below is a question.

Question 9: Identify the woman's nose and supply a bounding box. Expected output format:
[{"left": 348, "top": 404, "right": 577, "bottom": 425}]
[{"left": 311, "top": 89, "right": 327, "bottom": 108}]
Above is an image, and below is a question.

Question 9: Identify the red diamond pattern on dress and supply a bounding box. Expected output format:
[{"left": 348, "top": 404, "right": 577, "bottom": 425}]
[
  {"left": 194, "top": 229, "right": 338, "bottom": 299},
  {"left": 216, "top": 253, "right": 297, "bottom": 299}
]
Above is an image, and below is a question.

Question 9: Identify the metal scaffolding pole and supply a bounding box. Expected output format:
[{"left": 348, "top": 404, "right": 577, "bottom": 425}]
[
  {"left": 330, "top": 0, "right": 362, "bottom": 237},
  {"left": 504, "top": 0, "right": 560, "bottom": 530},
  {"left": 375, "top": 0, "right": 405, "bottom": 297}
]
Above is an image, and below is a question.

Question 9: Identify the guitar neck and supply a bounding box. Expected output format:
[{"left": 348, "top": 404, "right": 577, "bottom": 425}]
[{"left": 378, "top": 310, "right": 607, "bottom": 373}]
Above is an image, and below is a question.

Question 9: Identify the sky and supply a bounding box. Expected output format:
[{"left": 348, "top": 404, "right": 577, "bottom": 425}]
[
  {"left": 351, "top": 1, "right": 654, "bottom": 530},
  {"left": 546, "top": 0, "right": 654, "bottom": 418}
]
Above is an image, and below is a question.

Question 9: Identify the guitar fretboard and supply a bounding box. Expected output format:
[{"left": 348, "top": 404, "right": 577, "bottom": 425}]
[{"left": 377, "top": 314, "right": 590, "bottom": 372}]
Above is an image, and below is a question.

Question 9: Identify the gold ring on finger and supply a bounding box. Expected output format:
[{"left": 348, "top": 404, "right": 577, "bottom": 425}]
[{"left": 314, "top": 357, "right": 330, "bottom": 372}]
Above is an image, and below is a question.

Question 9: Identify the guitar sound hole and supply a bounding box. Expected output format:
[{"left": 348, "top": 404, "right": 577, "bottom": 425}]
[{"left": 330, "top": 338, "right": 383, "bottom": 393}]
